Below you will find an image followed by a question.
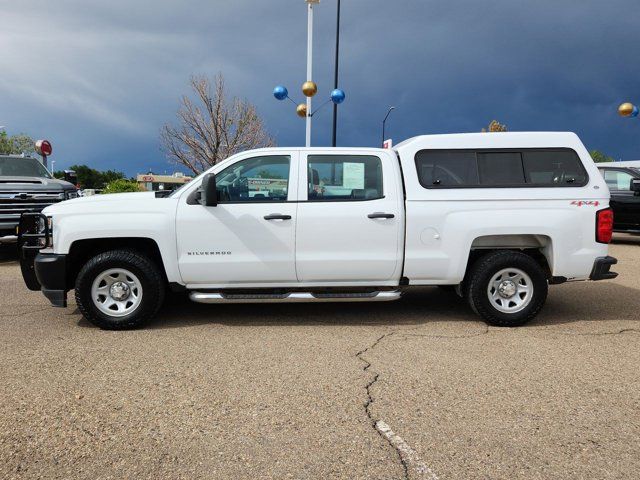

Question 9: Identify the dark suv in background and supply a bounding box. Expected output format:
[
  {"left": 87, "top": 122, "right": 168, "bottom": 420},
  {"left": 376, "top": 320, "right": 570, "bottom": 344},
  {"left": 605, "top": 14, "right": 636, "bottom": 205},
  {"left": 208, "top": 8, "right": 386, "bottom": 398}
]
[
  {"left": 598, "top": 165, "right": 640, "bottom": 233},
  {"left": 0, "top": 155, "right": 77, "bottom": 245}
]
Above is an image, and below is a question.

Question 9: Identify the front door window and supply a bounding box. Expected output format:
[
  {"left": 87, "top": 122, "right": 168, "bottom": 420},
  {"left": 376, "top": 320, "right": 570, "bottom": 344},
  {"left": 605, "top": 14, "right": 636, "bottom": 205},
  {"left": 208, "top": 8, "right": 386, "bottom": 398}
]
[{"left": 216, "top": 155, "right": 290, "bottom": 202}]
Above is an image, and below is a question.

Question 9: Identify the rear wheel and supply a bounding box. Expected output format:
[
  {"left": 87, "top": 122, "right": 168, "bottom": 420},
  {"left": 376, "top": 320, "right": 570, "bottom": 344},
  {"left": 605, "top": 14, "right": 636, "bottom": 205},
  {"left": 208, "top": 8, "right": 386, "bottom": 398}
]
[
  {"left": 466, "top": 251, "right": 548, "bottom": 327},
  {"left": 75, "top": 249, "right": 165, "bottom": 330}
]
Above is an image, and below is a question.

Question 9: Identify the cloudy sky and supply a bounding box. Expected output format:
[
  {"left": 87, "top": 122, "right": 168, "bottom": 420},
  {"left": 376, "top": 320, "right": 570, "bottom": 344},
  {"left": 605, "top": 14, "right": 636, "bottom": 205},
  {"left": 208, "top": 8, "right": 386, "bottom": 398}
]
[{"left": 1, "top": 0, "right": 639, "bottom": 175}]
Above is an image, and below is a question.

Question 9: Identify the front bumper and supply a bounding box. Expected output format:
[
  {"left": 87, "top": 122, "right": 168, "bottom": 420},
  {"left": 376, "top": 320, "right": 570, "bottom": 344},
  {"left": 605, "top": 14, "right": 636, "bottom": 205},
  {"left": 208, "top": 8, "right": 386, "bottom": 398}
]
[
  {"left": 35, "top": 254, "right": 68, "bottom": 307},
  {"left": 1, "top": 222, "right": 19, "bottom": 244},
  {"left": 589, "top": 256, "right": 618, "bottom": 281}
]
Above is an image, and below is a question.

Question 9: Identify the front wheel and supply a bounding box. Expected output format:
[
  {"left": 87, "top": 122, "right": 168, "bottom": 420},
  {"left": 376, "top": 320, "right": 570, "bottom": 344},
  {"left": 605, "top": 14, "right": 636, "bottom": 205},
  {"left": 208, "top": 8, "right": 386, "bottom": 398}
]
[
  {"left": 75, "top": 250, "right": 165, "bottom": 330},
  {"left": 466, "top": 251, "right": 548, "bottom": 327}
]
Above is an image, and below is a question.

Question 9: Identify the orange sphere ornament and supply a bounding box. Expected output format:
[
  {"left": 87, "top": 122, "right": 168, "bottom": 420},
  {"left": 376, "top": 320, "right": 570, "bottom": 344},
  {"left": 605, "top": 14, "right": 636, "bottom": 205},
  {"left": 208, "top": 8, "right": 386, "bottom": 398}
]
[
  {"left": 618, "top": 102, "right": 634, "bottom": 117},
  {"left": 302, "top": 81, "right": 318, "bottom": 97},
  {"left": 296, "top": 103, "right": 308, "bottom": 118}
]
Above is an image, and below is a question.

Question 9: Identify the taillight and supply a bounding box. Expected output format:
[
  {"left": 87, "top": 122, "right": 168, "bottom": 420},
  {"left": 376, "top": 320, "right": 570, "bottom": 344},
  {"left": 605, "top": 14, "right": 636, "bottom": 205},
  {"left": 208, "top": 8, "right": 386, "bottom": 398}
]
[{"left": 596, "top": 208, "right": 614, "bottom": 244}]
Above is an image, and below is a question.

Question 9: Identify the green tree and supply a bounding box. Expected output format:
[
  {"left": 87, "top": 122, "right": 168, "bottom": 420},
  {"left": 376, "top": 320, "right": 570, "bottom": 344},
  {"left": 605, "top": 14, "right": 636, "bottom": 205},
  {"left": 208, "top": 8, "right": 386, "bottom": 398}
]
[
  {"left": 103, "top": 179, "right": 140, "bottom": 194},
  {"left": 0, "top": 132, "right": 35, "bottom": 155},
  {"left": 589, "top": 150, "right": 615, "bottom": 163},
  {"left": 53, "top": 164, "right": 125, "bottom": 189}
]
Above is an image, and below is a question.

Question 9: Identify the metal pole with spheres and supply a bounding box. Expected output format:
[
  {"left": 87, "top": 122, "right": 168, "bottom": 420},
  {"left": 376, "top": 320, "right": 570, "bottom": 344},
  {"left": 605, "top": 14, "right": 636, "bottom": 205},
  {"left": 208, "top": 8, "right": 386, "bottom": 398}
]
[
  {"left": 618, "top": 102, "right": 639, "bottom": 119},
  {"left": 273, "top": 0, "right": 346, "bottom": 147}
]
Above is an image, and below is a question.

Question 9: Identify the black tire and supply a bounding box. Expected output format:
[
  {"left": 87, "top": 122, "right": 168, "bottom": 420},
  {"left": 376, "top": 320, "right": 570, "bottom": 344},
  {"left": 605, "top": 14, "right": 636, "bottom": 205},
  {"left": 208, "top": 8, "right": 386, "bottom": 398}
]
[
  {"left": 465, "top": 250, "right": 548, "bottom": 327},
  {"left": 75, "top": 249, "right": 165, "bottom": 330}
]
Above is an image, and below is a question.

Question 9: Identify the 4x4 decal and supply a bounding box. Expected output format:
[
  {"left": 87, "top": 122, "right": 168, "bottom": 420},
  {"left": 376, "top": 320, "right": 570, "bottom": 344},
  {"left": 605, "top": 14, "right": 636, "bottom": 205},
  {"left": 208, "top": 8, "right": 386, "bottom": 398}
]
[{"left": 571, "top": 200, "right": 600, "bottom": 207}]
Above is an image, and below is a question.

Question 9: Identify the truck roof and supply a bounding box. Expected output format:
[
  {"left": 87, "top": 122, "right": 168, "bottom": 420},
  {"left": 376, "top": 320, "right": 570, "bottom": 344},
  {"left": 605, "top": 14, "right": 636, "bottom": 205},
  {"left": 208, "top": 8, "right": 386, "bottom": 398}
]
[{"left": 394, "top": 132, "right": 582, "bottom": 151}]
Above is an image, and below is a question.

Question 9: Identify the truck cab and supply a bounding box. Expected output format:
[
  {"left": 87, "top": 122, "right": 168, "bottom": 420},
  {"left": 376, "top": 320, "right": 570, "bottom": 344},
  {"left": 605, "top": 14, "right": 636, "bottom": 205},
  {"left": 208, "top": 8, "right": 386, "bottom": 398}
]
[
  {"left": 19, "top": 132, "right": 617, "bottom": 330},
  {"left": 597, "top": 165, "right": 640, "bottom": 233}
]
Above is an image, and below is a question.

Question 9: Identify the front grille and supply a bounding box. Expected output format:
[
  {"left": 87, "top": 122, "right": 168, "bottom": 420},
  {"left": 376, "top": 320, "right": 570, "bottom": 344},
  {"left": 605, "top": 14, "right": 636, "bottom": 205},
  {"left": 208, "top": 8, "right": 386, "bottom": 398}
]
[{"left": 0, "top": 192, "right": 63, "bottom": 219}]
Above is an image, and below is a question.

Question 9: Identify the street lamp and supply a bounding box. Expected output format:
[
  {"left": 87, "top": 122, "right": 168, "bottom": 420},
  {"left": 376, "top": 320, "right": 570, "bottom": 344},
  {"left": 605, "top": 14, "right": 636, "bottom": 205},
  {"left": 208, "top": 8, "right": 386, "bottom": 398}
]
[{"left": 382, "top": 107, "right": 396, "bottom": 147}]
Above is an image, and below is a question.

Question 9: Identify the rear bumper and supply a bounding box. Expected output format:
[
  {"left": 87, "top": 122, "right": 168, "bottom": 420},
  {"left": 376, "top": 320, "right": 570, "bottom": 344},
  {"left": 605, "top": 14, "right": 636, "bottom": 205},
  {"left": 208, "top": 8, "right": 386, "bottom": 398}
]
[
  {"left": 34, "top": 254, "right": 68, "bottom": 307},
  {"left": 589, "top": 256, "right": 618, "bottom": 281}
]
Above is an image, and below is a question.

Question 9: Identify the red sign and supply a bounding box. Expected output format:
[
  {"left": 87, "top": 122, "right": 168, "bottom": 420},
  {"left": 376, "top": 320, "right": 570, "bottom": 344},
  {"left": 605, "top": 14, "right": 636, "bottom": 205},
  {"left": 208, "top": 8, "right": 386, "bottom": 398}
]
[
  {"left": 35, "top": 139, "right": 52, "bottom": 156},
  {"left": 142, "top": 175, "right": 155, "bottom": 182}
]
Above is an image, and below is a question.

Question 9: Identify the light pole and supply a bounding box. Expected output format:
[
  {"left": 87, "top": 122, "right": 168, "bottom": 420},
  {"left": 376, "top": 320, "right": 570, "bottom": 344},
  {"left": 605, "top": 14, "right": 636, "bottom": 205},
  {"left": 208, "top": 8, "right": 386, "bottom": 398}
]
[
  {"left": 331, "top": 0, "right": 341, "bottom": 147},
  {"left": 305, "top": 0, "right": 319, "bottom": 147},
  {"left": 382, "top": 106, "right": 395, "bottom": 147}
]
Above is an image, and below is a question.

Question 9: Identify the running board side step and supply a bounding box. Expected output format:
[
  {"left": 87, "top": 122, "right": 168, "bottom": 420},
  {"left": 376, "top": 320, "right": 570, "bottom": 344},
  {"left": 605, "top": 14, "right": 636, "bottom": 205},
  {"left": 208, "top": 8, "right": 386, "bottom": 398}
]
[{"left": 189, "top": 290, "right": 402, "bottom": 304}]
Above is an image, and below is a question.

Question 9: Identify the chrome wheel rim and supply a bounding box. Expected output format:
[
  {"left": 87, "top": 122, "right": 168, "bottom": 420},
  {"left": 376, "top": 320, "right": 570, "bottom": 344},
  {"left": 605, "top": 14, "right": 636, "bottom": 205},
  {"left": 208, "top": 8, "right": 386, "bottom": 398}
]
[
  {"left": 91, "top": 268, "right": 143, "bottom": 317},
  {"left": 487, "top": 268, "right": 533, "bottom": 314}
]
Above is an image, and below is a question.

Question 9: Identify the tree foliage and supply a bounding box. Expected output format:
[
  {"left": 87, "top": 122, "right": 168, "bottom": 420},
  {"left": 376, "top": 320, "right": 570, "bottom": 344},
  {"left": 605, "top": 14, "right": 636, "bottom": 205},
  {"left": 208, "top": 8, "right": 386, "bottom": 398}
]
[
  {"left": 103, "top": 179, "right": 140, "bottom": 194},
  {"left": 589, "top": 150, "right": 615, "bottom": 163},
  {"left": 0, "top": 132, "right": 35, "bottom": 155},
  {"left": 53, "top": 164, "right": 125, "bottom": 189},
  {"left": 482, "top": 120, "right": 508, "bottom": 132},
  {"left": 161, "top": 74, "right": 274, "bottom": 175}
]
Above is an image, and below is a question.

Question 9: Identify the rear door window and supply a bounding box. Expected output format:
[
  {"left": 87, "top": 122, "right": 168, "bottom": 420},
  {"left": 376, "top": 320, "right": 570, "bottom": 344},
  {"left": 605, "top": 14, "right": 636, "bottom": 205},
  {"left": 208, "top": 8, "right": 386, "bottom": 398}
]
[
  {"left": 307, "top": 155, "right": 383, "bottom": 201},
  {"left": 602, "top": 169, "right": 634, "bottom": 191}
]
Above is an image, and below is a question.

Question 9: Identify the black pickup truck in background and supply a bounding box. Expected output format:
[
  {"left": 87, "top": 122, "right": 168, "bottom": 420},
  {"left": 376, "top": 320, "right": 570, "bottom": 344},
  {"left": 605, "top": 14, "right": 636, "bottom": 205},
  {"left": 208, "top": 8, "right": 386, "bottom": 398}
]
[
  {"left": 0, "top": 155, "right": 78, "bottom": 245},
  {"left": 598, "top": 165, "right": 640, "bottom": 234}
]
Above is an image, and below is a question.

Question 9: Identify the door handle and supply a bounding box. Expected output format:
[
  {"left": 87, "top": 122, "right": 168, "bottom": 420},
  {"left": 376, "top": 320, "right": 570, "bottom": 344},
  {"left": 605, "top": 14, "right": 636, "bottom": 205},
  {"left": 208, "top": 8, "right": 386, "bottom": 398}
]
[
  {"left": 264, "top": 214, "right": 292, "bottom": 221},
  {"left": 368, "top": 212, "right": 395, "bottom": 219}
]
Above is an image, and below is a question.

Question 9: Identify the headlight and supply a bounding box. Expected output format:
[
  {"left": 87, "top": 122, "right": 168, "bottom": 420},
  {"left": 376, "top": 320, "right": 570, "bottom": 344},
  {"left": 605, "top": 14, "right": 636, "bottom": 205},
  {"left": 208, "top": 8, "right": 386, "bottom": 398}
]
[
  {"left": 65, "top": 190, "right": 78, "bottom": 199},
  {"left": 37, "top": 216, "right": 53, "bottom": 248}
]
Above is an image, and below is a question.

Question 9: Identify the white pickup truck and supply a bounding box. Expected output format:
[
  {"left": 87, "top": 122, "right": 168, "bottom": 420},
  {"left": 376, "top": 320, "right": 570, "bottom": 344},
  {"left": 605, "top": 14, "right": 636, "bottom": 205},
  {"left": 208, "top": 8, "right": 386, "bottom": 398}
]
[{"left": 19, "top": 132, "right": 617, "bottom": 330}]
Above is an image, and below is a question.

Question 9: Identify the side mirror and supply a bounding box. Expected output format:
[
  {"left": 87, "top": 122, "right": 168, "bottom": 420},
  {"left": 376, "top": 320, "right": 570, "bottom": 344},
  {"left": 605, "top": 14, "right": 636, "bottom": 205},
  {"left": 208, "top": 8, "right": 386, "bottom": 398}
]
[
  {"left": 64, "top": 170, "right": 77, "bottom": 185},
  {"left": 201, "top": 173, "right": 218, "bottom": 206},
  {"left": 631, "top": 178, "right": 640, "bottom": 196}
]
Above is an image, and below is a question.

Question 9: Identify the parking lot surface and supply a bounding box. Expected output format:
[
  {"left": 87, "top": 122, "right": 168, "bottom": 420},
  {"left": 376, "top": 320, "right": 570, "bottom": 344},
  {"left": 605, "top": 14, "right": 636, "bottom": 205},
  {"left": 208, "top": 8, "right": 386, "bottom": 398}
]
[{"left": 1, "top": 237, "right": 639, "bottom": 479}]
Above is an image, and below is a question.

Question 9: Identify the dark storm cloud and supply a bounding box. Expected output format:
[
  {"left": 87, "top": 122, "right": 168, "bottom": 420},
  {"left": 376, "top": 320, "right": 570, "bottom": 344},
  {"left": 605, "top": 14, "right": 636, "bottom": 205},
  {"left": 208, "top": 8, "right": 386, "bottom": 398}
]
[{"left": 1, "top": 0, "right": 639, "bottom": 174}]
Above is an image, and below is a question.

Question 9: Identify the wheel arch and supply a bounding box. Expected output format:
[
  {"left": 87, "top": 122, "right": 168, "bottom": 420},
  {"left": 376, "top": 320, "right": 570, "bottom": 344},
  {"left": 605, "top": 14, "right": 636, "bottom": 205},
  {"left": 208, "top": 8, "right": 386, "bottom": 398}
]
[
  {"left": 67, "top": 237, "right": 168, "bottom": 289},
  {"left": 466, "top": 234, "right": 554, "bottom": 280}
]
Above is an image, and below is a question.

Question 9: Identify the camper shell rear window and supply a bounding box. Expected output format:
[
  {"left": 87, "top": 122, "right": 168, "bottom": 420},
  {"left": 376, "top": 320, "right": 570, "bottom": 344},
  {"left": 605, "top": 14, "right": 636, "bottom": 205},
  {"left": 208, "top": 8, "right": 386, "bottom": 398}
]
[{"left": 415, "top": 148, "right": 588, "bottom": 188}]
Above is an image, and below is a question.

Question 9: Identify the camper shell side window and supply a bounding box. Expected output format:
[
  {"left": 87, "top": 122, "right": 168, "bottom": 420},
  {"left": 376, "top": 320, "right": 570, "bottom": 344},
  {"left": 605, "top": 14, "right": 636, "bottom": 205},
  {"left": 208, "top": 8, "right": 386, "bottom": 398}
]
[{"left": 415, "top": 148, "right": 588, "bottom": 188}]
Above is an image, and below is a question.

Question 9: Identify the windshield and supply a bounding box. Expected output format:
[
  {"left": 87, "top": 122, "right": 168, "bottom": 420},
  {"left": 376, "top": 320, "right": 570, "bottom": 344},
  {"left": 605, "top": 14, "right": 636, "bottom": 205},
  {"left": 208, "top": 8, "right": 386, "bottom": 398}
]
[{"left": 0, "top": 156, "right": 52, "bottom": 178}]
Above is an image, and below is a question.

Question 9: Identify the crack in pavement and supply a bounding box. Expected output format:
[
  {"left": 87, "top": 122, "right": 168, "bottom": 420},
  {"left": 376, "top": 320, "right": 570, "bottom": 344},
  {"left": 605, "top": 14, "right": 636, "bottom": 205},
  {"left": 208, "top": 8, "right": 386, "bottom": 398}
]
[
  {"left": 552, "top": 328, "right": 640, "bottom": 336},
  {"left": 356, "top": 331, "right": 439, "bottom": 480}
]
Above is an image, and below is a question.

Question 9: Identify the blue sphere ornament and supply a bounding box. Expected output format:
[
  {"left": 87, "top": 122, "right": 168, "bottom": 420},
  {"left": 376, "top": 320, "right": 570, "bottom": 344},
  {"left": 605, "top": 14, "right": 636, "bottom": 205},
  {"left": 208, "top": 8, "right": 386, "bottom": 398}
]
[
  {"left": 330, "top": 89, "right": 346, "bottom": 104},
  {"left": 632, "top": 106, "right": 639, "bottom": 118},
  {"left": 273, "top": 85, "right": 288, "bottom": 101}
]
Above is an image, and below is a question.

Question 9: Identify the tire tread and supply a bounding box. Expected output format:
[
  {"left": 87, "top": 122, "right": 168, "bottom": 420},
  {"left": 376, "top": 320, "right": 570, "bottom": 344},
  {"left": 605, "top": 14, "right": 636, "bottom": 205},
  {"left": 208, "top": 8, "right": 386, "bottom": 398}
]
[{"left": 75, "top": 249, "right": 165, "bottom": 330}]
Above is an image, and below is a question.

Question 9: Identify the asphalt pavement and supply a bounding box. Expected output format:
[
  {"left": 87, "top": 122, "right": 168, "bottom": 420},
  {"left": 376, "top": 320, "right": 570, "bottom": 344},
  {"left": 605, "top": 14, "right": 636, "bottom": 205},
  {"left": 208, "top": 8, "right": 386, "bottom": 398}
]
[{"left": 0, "top": 236, "right": 638, "bottom": 479}]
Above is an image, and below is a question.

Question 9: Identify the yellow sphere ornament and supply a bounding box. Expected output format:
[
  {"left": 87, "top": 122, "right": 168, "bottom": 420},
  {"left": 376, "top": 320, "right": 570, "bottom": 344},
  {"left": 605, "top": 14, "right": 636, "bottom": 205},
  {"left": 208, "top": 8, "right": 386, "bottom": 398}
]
[
  {"left": 296, "top": 103, "right": 308, "bottom": 118},
  {"left": 619, "top": 102, "right": 634, "bottom": 117},
  {"left": 302, "top": 81, "right": 318, "bottom": 97}
]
